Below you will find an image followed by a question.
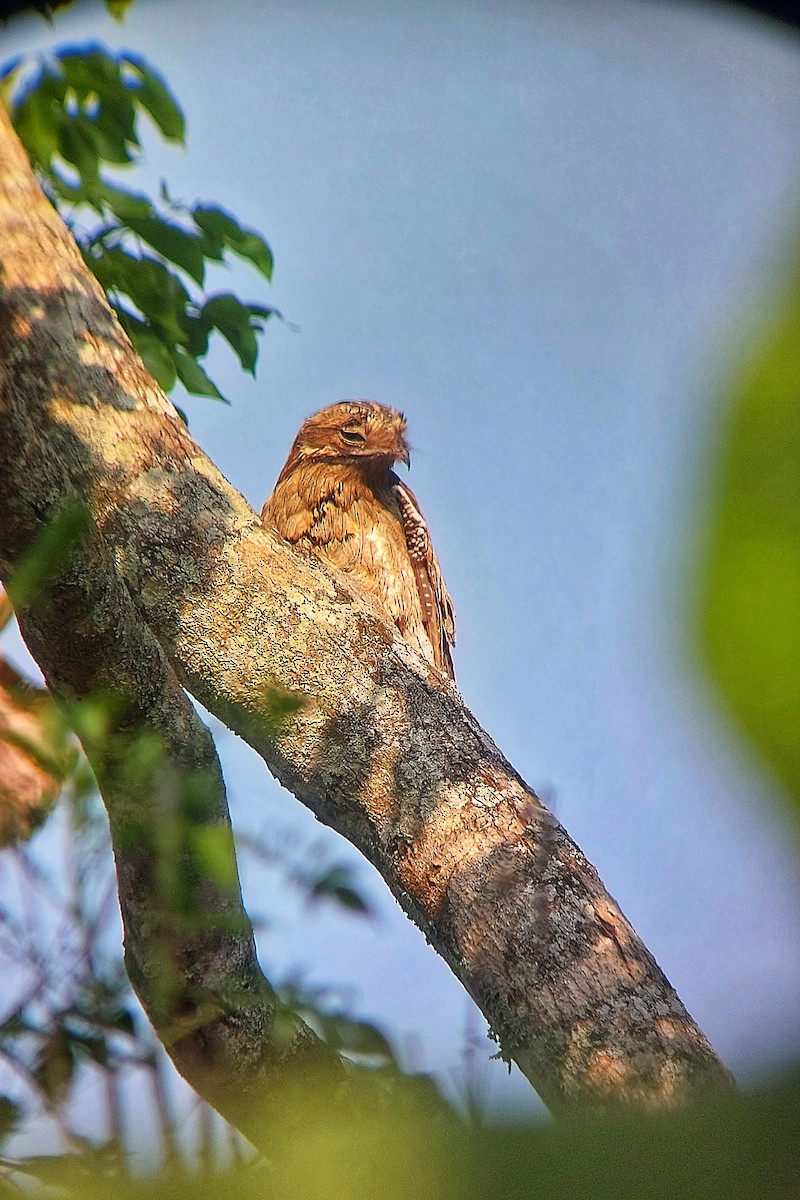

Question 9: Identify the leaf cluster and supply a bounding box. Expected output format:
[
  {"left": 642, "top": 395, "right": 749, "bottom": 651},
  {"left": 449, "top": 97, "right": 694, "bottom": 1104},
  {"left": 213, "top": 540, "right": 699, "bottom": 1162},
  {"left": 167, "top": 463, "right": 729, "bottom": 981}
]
[{"left": 1, "top": 44, "right": 276, "bottom": 409}]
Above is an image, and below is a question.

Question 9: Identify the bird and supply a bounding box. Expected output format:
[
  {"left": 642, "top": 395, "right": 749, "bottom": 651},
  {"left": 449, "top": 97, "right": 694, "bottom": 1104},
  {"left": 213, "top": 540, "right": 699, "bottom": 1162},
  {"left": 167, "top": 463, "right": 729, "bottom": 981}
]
[{"left": 261, "top": 400, "right": 456, "bottom": 679}]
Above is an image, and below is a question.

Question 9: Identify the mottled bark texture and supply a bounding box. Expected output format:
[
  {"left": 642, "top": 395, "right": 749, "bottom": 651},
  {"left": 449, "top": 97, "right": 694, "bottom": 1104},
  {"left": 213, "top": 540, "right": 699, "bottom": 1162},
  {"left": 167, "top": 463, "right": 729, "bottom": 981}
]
[{"left": 0, "top": 104, "right": 734, "bottom": 1118}]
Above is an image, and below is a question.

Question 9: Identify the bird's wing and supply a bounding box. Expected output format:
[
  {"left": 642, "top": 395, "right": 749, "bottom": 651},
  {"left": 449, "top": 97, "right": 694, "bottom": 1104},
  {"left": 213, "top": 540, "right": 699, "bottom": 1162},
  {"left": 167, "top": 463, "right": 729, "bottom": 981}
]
[{"left": 390, "top": 472, "right": 456, "bottom": 679}]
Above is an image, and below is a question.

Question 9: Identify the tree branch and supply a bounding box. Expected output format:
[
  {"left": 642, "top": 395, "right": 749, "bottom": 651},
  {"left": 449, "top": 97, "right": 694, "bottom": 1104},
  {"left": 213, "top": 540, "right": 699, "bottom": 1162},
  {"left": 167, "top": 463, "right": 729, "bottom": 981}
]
[{"left": 0, "top": 103, "right": 734, "bottom": 1119}]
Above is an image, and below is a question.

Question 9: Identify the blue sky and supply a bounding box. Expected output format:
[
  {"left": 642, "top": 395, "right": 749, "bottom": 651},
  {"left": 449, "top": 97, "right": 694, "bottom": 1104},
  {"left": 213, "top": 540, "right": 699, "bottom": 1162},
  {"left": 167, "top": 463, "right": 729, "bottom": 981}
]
[{"left": 3, "top": 0, "right": 800, "bottom": 1131}]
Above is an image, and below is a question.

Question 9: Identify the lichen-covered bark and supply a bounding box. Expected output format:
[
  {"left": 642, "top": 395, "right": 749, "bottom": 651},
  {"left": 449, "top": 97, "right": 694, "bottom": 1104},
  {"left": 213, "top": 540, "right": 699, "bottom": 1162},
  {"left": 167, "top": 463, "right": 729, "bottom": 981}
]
[{"left": 0, "top": 103, "right": 734, "bottom": 1117}]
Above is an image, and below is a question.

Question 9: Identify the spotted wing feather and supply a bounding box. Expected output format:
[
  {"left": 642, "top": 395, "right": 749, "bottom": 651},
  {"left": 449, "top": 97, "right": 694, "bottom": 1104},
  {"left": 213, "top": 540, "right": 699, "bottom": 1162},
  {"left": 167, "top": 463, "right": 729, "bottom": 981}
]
[{"left": 390, "top": 473, "right": 456, "bottom": 679}]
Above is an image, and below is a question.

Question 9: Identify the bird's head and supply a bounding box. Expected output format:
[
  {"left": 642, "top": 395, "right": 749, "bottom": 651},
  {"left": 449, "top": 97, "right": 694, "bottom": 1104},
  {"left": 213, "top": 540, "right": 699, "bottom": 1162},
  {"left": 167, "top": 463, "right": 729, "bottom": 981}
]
[{"left": 290, "top": 400, "right": 411, "bottom": 470}]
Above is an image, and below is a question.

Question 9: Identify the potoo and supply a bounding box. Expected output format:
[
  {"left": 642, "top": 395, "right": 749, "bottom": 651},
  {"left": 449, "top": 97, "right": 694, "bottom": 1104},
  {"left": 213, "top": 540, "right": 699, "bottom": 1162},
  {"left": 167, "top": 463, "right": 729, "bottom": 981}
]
[{"left": 261, "top": 401, "right": 455, "bottom": 678}]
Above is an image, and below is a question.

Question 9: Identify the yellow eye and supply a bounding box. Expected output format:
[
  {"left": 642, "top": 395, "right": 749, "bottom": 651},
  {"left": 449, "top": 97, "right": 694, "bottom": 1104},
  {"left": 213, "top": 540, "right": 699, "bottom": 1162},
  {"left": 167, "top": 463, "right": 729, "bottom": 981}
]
[{"left": 341, "top": 428, "right": 366, "bottom": 444}]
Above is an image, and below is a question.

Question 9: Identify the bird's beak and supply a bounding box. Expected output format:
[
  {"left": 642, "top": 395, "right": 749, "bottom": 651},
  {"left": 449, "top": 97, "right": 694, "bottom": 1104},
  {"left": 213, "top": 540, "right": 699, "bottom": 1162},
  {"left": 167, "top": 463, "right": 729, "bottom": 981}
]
[{"left": 396, "top": 437, "right": 411, "bottom": 468}]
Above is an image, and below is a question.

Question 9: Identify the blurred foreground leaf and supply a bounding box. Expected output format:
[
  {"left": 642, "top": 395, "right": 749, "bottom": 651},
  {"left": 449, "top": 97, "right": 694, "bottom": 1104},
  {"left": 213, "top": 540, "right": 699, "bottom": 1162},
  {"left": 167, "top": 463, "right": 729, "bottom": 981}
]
[
  {"left": 4, "top": 500, "right": 91, "bottom": 610},
  {"left": 6, "top": 1072, "right": 799, "bottom": 1199},
  {"left": 698, "top": 226, "right": 800, "bottom": 820},
  {"left": 307, "top": 864, "right": 371, "bottom": 914}
]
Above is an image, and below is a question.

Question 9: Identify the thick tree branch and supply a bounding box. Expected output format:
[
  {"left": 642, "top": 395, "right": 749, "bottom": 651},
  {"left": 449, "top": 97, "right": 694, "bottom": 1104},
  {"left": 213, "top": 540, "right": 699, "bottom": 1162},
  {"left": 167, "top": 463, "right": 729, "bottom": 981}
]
[{"left": 0, "top": 103, "right": 734, "bottom": 1117}]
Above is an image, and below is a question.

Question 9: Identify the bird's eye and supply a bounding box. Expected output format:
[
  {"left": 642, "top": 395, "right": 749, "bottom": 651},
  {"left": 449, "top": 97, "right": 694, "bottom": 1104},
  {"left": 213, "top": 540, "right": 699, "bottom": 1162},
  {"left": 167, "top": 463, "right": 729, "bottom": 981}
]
[{"left": 341, "top": 428, "right": 366, "bottom": 444}]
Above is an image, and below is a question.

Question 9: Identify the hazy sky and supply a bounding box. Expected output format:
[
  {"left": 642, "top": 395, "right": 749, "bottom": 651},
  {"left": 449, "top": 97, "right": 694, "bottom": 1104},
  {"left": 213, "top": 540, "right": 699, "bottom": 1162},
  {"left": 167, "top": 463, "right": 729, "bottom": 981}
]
[{"left": 3, "top": 0, "right": 800, "bottom": 1131}]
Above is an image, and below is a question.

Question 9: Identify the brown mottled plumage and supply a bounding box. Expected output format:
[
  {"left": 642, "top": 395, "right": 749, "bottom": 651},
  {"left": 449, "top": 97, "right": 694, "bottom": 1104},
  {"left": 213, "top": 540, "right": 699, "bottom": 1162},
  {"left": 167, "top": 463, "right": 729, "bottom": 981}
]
[{"left": 261, "top": 400, "right": 456, "bottom": 678}]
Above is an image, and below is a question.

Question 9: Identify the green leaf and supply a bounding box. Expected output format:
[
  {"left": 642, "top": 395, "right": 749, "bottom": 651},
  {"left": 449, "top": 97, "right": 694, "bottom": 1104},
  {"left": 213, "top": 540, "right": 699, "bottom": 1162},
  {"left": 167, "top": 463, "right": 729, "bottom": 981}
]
[
  {"left": 248, "top": 302, "right": 280, "bottom": 320},
  {"left": 90, "top": 249, "right": 191, "bottom": 347},
  {"left": 200, "top": 292, "right": 259, "bottom": 373},
  {"left": 57, "top": 117, "right": 100, "bottom": 185},
  {"left": 59, "top": 48, "right": 139, "bottom": 139},
  {"left": 124, "top": 211, "right": 207, "bottom": 284},
  {"left": 98, "top": 89, "right": 138, "bottom": 145},
  {"left": 180, "top": 313, "right": 212, "bottom": 359},
  {"left": 698, "top": 233, "right": 800, "bottom": 819},
  {"left": 122, "top": 53, "right": 185, "bottom": 143},
  {"left": 92, "top": 106, "right": 138, "bottom": 163},
  {"left": 74, "top": 110, "right": 133, "bottom": 166},
  {"left": 96, "top": 245, "right": 184, "bottom": 308},
  {"left": 12, "top": 75, "right": 65, "bottom": 169},
  {"left": 93, "top": 1004, "right": 136, "bottom": 1037},
  {"left": 172, "top": 347, "right": 225, "bottom": 401},
  {"left": 193, "top": 204, "right": 274, "bottom": 279},
  {"left": 59, "top": 46, "right": 123, "bottom": 101},
  {"left": 97, "top": 181, "right": 153, "bottom": 223},
  {"left": 123, "top": 320, "right": 178, "bottom": 391},
  {"left": 107, "top": 0, "right": 136, "bottom": 18},
  {"left": 309, "top": 866, "right": 371, "bottom": 915},
  {"left": 231, "top": 230, "right": 274, "bottom": 279},
  {"left": 46, "top": 164, "right": 92, "bottom": 205}
]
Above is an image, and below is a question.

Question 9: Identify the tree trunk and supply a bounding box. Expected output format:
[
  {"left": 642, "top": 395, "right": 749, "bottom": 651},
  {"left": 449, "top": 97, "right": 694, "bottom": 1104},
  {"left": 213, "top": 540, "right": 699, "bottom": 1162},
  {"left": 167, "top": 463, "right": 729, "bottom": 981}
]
[{"left": 0, "top": 103, "right": 734, "bottom": 1123}]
